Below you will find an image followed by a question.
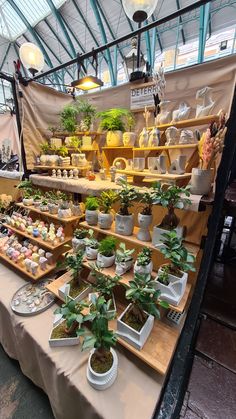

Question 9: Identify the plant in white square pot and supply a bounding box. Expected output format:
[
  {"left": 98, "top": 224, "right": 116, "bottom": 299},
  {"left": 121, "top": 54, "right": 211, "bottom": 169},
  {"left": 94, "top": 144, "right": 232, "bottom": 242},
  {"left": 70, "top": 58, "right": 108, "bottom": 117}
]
[
  {"left": 115, "top": 242, "right": 134, "bottom": 275},
  {"left": 115, "top": 179, "right": 139, "bottom": 236},
  {"left": 84, "top": 230, "right": 99, "bottom": 260},
  {"left": 155, "top": 230, "right": 196, "bottom": 306},
  {"left": 137, "top": 190, "right": 154, "bottom": 241},
  {"left": 97, "top": 236, "right": 117, "bottom": 268},
  {"left": 89, "top": 264, "right": 120, "bottom": 316},
  {"left": 151, "top": 181, "right": 191, "bottom": 247},
  {"left": 98, "top": 190, "right": 118, "bottom": 229},
  {"left": 134, "top": 247, "right": 153, "bottom": 275},
  {"left": 85, "top": 196, "right": 99, "bottom": 226},
  {"left": 81, "top": 294, "right": 118, "bottom": 390},
  {"left": 72, "top": 228, "right": 88, "bottom": 252},
  {"left": 58, "top": 249, "right": 91, "bottom": 302},
  {"left": 49, "top": 299, "right": 87, "bottom": 347},
  {"left": 117, "top": 273, "right": 168, "bottom": 350}
]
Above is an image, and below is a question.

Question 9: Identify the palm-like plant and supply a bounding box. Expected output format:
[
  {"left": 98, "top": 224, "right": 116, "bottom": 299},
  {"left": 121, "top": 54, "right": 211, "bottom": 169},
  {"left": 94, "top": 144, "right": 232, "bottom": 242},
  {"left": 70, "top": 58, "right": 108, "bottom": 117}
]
[{"left": 97, "top": 108, "right": 132, "bottom": 132}]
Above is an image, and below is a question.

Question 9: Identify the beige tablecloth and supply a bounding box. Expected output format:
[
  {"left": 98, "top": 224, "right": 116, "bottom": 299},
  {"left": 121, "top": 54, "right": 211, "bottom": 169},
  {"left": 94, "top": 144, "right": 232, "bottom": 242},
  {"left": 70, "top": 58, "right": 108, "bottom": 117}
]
[{"left": 0, "top": 262, "right": 163, "bottom": 419}]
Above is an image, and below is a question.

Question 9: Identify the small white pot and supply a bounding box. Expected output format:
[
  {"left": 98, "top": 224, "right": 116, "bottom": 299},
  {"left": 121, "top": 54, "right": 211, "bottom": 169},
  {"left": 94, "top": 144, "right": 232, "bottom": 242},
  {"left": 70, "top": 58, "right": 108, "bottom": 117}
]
[
  {"left": 115, "top": 259, "right": 133, "bottom": 275},
  {"left": 72, "top": 204, "right": 82, "bottom": 216},
  {"left": 87, "top": 348, "right": 118, "bottom": 390},
  {"left": 137, "top": 213, "right": 153, "bottom": 242},
  {"left": 123, "top": 132, "right": 137, "bottom": 146},
  {"left": 58, "top": 208, "right": 72, "bottom": 219},
  {"left": 58, "top": 282, "right": 91, "bottom": 303},
  {"left": 190, "top": 168, "right": 212, "bottom": 195},
  {"left": 134, "top": 260, "right": 153, "bottom": 275},
  {"left": 106, "top": 131, "right": 123, "bottom": 147},
  {"left": 115, "top": 214, "right": 134, "bottom": 236},
  {"left": 117, "top": 303, "right": 154, "bottom": 350},
  {"left": 39, "top": 204, "right": 48, "bottom": 212},
  {"left": 48, "top": 203, "right": 59, "bottom": 214},
  {"left": 154, "top": 267, "right": 188, "bottom": 306},
  {"left": 152, "top": 225, "right": 183, "bottom": 247},
  {"left": 86, "top": 246, "right": 98, "bottom": 260},
  {"left": 85, "top": 209, "right": 98, "bottom": 226},
  {"left": 97, "top": 253, "right": 115, "bottom": 268},
  {"left": 33, "top": 200, "right": 41, "bottom": 208},
  {"left": 49, "top": 319, "right": 80, "bottom": 347},
  {"left": 23, "top": 198, "right": 33, "bottom": 206},
  {"left": 72, "top": 237, "right": 85, "bottom": 252},
  {"left": 98, "top": 212, "right": 113, "bottom": 229}
]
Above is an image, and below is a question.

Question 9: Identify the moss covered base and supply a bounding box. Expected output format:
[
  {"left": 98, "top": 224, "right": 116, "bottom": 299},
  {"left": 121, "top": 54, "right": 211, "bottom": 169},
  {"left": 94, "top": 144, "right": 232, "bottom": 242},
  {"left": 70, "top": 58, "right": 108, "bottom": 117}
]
[
  {"left": 69, "top": 280, "right": 88, "bottom": 299},
  {"left": 51, "top": 321, "right": 77, "bottom": 340},
  {"left": 91, "top": 351, "right": 113, "bottom": 374},
  {"left": 122, "top": 306, "right": 147, "bottom": 332}
]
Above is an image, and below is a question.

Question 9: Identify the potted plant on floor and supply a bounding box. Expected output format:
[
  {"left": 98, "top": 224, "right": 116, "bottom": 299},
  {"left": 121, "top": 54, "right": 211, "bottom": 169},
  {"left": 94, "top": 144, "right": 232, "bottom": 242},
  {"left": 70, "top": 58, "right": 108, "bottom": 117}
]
[
  {"left": 151, "top": 181, "right": 191, "bottom": 246},
  {"left": 137, "top": 190, "right": 154, "bottom": 242},
  {"left": 98, "top": 190, "right": 118, "bottom": 229},
  {"left": 115, "top": 179, "right": 139, "bottom": 236},
  {"left": 134, "top": 247, "right": 153, "bottom": 275},
  {"left": 115, "top": 242, "right": 135, "bottom": 275},
  {"left": 89, "top": 265, "right": 120, "bottom": 315},
  {"left": 72, "top": 228, "right": 88, "bottom": 252},
  {"left": 84, "top": 230, "right": 99, "bottom": 260},
  {"left": 155, "top": 230, "right": 195, "bottom": 305},
  {"left": 85, "top": 196, "right": 99, "bottom": 226},
  {"left": 82, "top": 294, "right": 118, "bottom": 390},
  {"left": 97, "top": 108, "right": 131, "bottom": 147},
  {"left": 49, "top": 299, "right": 87, "bottom": 347},
  {"left": 117, "top": 273, "right": 167, "bottom": 349},
  {"left": 97, "top": 236, "right": 117, "bottom": 268},
  {"left": 58, "top": 249, "right": 91, "bottom": 302}
]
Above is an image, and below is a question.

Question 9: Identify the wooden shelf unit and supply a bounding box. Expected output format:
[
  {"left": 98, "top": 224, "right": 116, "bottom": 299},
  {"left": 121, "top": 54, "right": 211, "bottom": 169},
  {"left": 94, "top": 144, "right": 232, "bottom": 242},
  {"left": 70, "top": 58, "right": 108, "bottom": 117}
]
[
  {"left": 133, "top": 144, "right": 198, "bottom": 151},
  {"left": 147, "top": 114, "right": 219, "bottom": 131},
  {"left": 34, "top": 165, "right": 91, "bottom": 171},
  {"left": 53, "top": 131, "right": 103, "bottom": 137},
  {"left": 16, "top": 203, "right": 83, "bottom": 224}
]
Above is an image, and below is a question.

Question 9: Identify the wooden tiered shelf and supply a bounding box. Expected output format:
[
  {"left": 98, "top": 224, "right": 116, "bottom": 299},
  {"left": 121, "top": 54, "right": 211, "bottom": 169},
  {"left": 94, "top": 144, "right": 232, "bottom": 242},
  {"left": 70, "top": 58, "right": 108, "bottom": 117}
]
[
  {"left": 16, "top": 203, "right": 83, "bottom": 224},
  {"left": 147, "top": 115, "right": 219, "bottom": 131},
  {"left": 133, "top": 144, "right": 198, "bottom": 151},
  {"left": 116, "top": 169, "right": 192, "bottom": 181},
  {"left": 53, "top": 131, "right": 103, "bottom": 137},
  {"left": 34, "top": 165, "right": 91, "bottom": 171}
]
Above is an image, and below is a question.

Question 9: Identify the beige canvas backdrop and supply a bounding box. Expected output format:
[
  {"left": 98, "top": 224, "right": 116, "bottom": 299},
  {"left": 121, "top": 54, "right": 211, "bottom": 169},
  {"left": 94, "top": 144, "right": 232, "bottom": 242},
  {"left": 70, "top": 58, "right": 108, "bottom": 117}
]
[{"left": 21, "top": 55, "right": 236, "bottom": 170}]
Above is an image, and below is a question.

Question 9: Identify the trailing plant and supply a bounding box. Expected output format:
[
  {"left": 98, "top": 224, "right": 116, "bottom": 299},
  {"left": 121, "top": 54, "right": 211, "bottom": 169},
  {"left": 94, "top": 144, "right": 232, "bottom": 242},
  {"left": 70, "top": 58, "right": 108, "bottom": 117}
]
[
  {"left": 136, "top": 247, "right": 152, "bottom": 266},
  {"left": 65, "top": 249, "right": 84, "bottom": 282},
  {"left": 84, "top": 229, "right": 99, "bottom": 249},
  {"left": 54, "top": 299, "right": 87, "bottom": 336},
  {"left": 115, "top": 242, "right": 135, "bottom": 263},
  {"left": 98, "top": 190, "right": 118, "bottom": 214},
  {"left": 97, "top": 108, "right": 132, "bottom": 132},
  {"left": 90, "top": 264, "right": 120, "bottom": 300},
  {"left": 138, "top": 190, "right": 154, "bottom": 215},
  {"left": 151, "top": 182, "right": 191, "bottom": 229},
  {"left": 74, "top": 229, "right": 88, "bottom": 240},
  {"left": 76, "top": 98, "right": 96, "bottom": 130},
  {"left": 117, "top": 179, "right": 139, "bottom": 216},
  {"left": 60, "top": 104, "right": 78, "bottom": 133},
  {"left": 85, "top": 196, "right": 99, "bottom": 211},
  {"left": 98, "top": 236, "right": 117, "bottom": 257},
  {"left": 160, "top": 230, "right": 196, "bottom": 275}
]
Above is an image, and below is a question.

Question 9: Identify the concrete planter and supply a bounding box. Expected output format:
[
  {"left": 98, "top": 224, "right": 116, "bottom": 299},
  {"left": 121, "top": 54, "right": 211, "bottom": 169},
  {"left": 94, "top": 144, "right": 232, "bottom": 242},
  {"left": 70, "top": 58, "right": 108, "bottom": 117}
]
[
  {"left": 98, "top": 212, "right": 113, "bottom": 229},
  {"left": 190, "top": 168, "right": 212, "bottom": 195},
  {"left": 23, "top": 198, "right": 34, "bottom": 206},
  {"left": 106, "top": 131, "right": 123, "bottom": 147},
  {"left": 134, "top": 260, "right": 153, "bottom": 275},
  {"left": 85, "top": 209, "right": 98, "bottom": 226},
  {"left": 49, "top": 318, "right": 80, "bottom": 347},
  {"left": 72, "top": 237, "right": 85, "bottom": 252},
  {"left": 97, "top": 253, "right": 115, "bottom": 268},
  {"left": 152, "top": 225, "right": 183, "bottom": 247},
  {"left": 58, "top": 281, "right": 91, "bottom": 303},
  {"left": 48, "top": 203, "right": 59, "bottom": 214},
  {"left": 87, "top": 348, "right": 118, "bottom": 390},
  {"left": 123, "top": 132, "right": 137, "bottom": 146},
  {"left": 72, "top": 204, "right": 82, "bottom": 216},
  {"left": 137, "top": 213, "right": 153, "bottom": 242},
  {"left": 154, "top": 267, "right": 188, "bottom": 306},
  {"left": 115, "top": 258, "right": 133, "bottom": 275},
  {"left": 58, "top": 208, "right": 72, "bottom": 218},
  {"left": 115, "top": 214, "right": 134, "bottom": 236},
  {"left": 85, "top": 246, "right": 98, "bottom": 260}
]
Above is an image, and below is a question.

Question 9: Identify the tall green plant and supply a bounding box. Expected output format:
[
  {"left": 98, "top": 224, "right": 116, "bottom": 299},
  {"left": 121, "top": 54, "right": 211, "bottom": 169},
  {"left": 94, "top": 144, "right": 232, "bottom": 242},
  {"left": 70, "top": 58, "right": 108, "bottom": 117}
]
[
  {"left": 65, "top": 249, "right": 84, "bottom": 283},
  {"left": 98, "top": 190, "right": 118, "bottom": 214},
  {"left": 60, "top": 104, "right": 78, "bottom": 133},
  {"left": 76, "top": 98, "right": 96, "bottom": 130},
  {"left": 90, "top": 264, "right": 120, "bottom": 300},
  {"left": 97, "top": 108, "right": 132, "bottom": 132},
  {"left": 160, "top": 230, "right": 196, "bottom": 274},
  {"left": 118, "top": 179, "right": 139, "bottom": 216},
  {"left": 54, "top": 299, "right": 87, "bottom": 336}
]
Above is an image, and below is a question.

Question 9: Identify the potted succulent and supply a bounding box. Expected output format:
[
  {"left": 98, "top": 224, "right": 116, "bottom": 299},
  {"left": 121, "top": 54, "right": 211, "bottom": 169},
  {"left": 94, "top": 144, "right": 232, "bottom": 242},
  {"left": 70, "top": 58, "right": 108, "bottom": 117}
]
[
  {"left": 151, "top": 182, "right": 191, "bottom": 246},
  {"left": 98, "top": 190, "right": 118, "bottom": 229},
  {"left": 39, "top": 199, "right": 48, "bottom": 212},
  {"left": 49, "top": 299, "right": 86, "bottom": 347},
  {"left": 123, "top": 113, "right": 137, "bottom": 146},
  {"left": 72, "top": 229, "right": 88, "bottom": 252},
  {"left": 76, "top": 98, "right": 96, "bottom": 131},
  {"left": 137, "top": 190, "right": 154, "bottom": 242},
  {"left": 155, "top": 230, "right": 196, "bottom": 305},
  {"left": 117, "top": 273, "right": 167, "bottom": 349},
  {"left": 72, "top": 201, "right": 83, "bottom": 217},
  {"left": 97, "top": 108, "right": 131, "bottom": 147},
  {"left": 58, "top": 192, "right": 72, "bottom": 218},
  {"left": 84, "top": 229, "right": 99, "bottom": 260},
  {"left": 134, "top": 247, "right": 153, "bottom": 275},
  {"left": 97, "top": 236, "right": 117, "bottom": 268},
  {"left": 89, "top": 265, "right": 120, "bottom": 315},
  {"left": 115, "top": 179, "right": 139, "bottom": 236},
  {"left": 60, "top": 103, "right": 78, "bottom": 133},
  {"left": 59, "top": 249, "right": 91, "bottom": 302},
  {"left": 81, "top": 294, "right": 118, "bottom": 390},
  {"left": 45, "top": 191, "right": 59, "bottom": 214},
  {"left": 85, "top": 196, "right": 99, "bottom": 226},
  {"left": 115, "top": 242, "right": 134, "bottom": 275},
  {"left": 17, "top": 180, "right": 34, "bottom": 206},
  {"left": 32, "top": 190, "right": 42, "bottom": 208}
]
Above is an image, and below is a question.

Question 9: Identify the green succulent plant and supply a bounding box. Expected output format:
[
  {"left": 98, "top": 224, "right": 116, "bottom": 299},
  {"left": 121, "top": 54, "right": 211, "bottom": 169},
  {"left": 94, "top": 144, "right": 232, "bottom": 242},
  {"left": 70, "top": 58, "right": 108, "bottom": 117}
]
[
  {"left": 84, "top": 229, "right": 99, "bottom": 249},
  {"left": 74, "top": 229, "right": 88, "bottom": 240},
  {"left": 98, "top": 190, "right": 118, "bottom": 214},
  {"left": 136, "top": 247, "right": 152, "bottom": 266},
  {"left": 85, "top": 196, "right": 99, "bottom": 211},
  {"left": 98, "top": 236, "right": 117, "bottom": 257},
  {"left": 115, "top": 242, "right": 135, "bottom": 263}
]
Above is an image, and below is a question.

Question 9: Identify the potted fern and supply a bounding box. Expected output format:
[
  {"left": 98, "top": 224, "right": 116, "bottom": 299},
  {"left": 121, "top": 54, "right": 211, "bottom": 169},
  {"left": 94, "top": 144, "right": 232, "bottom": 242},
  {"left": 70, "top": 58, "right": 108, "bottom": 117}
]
[
  {"left": 155, "top": 230, "right": 196, "bottom": 305},
  {"left": 76, "top": 98, "right": 96, "bottom": 131},
  {"left": 97, "top": 236, "right": 117, "bottom": 268},
  {"left": 98, "top": 190, "right": 118, "bottom": 229},
  {"left": 81, "top": 294, "right": 118, "bottom": 390},
  {"left": 117, "top": 273, "right": 167, "bottom": 349},
  {"left": 134, "top": 247, "right": 153, "bottom": 275},
  {"left": 84, "top": 229, "right": 99, "bottom": 260},
  {"left": 137, "top": 190, "right": 154, "bottom": 242},
  {"left": 115, "top": 242, "right": 134, "bottom": 275},
  {"left": 97, "top": 108, "right": 131, "bottom": 147},
  {"left": 72, "top": 228, "right": 88, "bottom": 252},
  {"left": 115, "top": 179, "right": 139, "bottom": 236},
  {"left": 60, "top": 103, "right": 78, "bottom": 133},
  {"left": 85, "top": 196, "right": 99, "bottom": 226}
]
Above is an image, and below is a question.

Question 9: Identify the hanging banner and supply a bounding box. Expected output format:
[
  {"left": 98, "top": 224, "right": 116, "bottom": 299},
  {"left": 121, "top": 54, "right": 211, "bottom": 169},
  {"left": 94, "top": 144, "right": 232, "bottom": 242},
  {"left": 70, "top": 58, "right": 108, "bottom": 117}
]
[{"left": 130, "top": 82, "right": 157, "bottom": 110}]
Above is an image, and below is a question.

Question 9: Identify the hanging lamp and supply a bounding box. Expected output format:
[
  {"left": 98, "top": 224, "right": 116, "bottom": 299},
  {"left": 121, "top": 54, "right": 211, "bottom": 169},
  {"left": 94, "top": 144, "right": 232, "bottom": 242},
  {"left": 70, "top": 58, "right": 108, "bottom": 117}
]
[
  {"left": 19, "top": 42, "right": 44, "bottom": 76},
  {"left": 71, "top": 51, "right": 103, "bottom": 91}
]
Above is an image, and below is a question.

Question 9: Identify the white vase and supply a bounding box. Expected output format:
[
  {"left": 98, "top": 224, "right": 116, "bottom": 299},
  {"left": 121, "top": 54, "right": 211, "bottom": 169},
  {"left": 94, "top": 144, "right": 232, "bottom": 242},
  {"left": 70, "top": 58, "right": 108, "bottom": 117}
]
[
  {"left": 23, "top": 198, "right": 33, "bottom": 206},
  {"left": 137, "top": 213, "right": 153, "bottom": 242},
  {"left": 85, "top": 209, "right": 98, "bottom": 226},
  {"left": 97, "top": 253, "right": 115, "bottom": 268},
  {"left": 106, "top": 131, "right": 123, "bottom": 147},
  {"left": 86, "top": 246, "right": 98, "bottom": 260},
  {"left": 123, "top": 132, "right": 137, "bottom": 146},
  {"left": 139, "top": 128, "right": 149, "bottom": 148},
  {"left": 115, "top": 259, "right": 133, "bottom": 275},
  {"left": 148, "top": 128, "right": 160, "bottom": 147},
  {"left": 190, "top": 168, "right": 212, "bottom": 195},
  {"left": 115, "top": 214, "right": 134, "bottom": 236},
  {"left": 98, "top": 212, "right": 113, "bottom": 229},
  {"left": 87, "top": 348, "right": 118, "bottom": 390},
  {"left": 154, "top": 267, "right": 188, "bottom": 306},
  {"left": 134, "top": 260, "right": 153, "bottom": 275}
]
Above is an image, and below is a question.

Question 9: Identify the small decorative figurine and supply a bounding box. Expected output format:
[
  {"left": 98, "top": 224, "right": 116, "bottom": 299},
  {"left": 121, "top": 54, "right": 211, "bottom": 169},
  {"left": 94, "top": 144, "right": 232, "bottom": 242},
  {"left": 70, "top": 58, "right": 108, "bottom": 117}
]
[
  {"left": 73, "top": 169, "right": 79, "bottom": 179},
  {"left": 62, "top": 170, "right": 68, "bottom": 179},
  {"left": 196, "top": 86, "right": 215, "bottom": 118},
  {"left": 39, "top": 256, "right": 48, "bottom": 271},
  {"left": 148, "top": 127, "right": 160, "bottom": 147},
  {"left": 179, "top": 129, "right": 198, "bottom": 144},
  {"left": 69, "top": 170, "right": 73, "bottom": 179},
  {"left": 57, "top": 169, "right": 62, "bottom": 178},
  {"left": 165, "top": 126, "right": 179, "bottom": 145},
  {"left": 168, "top": 155, "right": 187, "bottom": 174},
  {"left": 148, "top": 156, "right": 167, "bottom": 174},
  {"left": 143, "top": 106, "right": 151, "bottom": 129},
  {"left": 155, "top": 101, "right": 171, "bottom": 125},
  {"left": 110, "top": 166, "right": 116, "bottom": 182},
  {"left": 52, "top": 169, "right": 56, "bottom": 178},
  {"left": 139, "top": 127, "right": 149, "bottom": 148},
  {"left": 172, "top": 102, "right": 191, "bottom": 122}
]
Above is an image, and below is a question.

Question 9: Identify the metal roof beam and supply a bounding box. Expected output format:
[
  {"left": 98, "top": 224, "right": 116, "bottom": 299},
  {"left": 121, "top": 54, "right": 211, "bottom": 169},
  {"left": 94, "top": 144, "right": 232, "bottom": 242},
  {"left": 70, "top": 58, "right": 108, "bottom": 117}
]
[
  {"left": 176, "top": 0, "right": 186, "bottom": 44},
  {"left": 120, "top": 0, "right": 134, "bottom": 32},
  {"left": 45, "top": 0, "right": 76, "bottom": 57},
  {"left": 144, "top": 21, "right": 152, "bottom": 70},
  {"left": 0, "top": 42, "right": 12, "bottom": 71},
  {"left": 151, "top": 15, "right": 163, "bottom": 52},
  {"left": 44, "top": 19, "right": 73, "bottom": 59},
  {"left": 198, "top": 2, "right": 211, "bottom": 63}
]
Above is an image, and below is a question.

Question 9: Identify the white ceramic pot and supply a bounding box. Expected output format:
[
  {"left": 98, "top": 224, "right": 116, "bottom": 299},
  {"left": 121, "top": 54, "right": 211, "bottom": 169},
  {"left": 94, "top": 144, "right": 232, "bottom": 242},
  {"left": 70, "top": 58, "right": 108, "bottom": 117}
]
[
  {"left": 72, "top": 237, "right": 85, "bottom": 252},
  {"left": 33, "top": 200, "right": 41, "bottom": 208},
  {"left": 106, "top": 131, "right": 123, "bottom": 147},
  {"left": 39, "top": 204, "right": 48, "bottom": 212},
  {"left": 115, "top": 214, "right": 134, "bottom": 236},
  {"left": 58, "top": 208, "right": 72, "bottom": 218},
  {"left": 134, "top": 260, "right": 153, "bottom": 275},
  {"left": 39, "top": 155, "right": 47, "bottom": 165},
  {"left": 87, "top": 348, "right": 118, "bottom": 390},
  {"left": 115, "top": 259, "right": 133, "bottom": 275},
  {"left": 86, "top": 246, "right": 98, "bottom": 260},
  {"left": 137, "top": 213, "right": 153, "bottom": 242},
  {"left": 152, "top": 225, "right": 183, "bottom": 247},
  {"left": 154, "top": 267, "right": 188, "bottom": 306},
  {"left": 123, "top": 132, "right": 137, "bottom": 146},
  {"left": 48, "top": 203, "right": 59, "bottom": 214},
  {"left": 133, "top": 158, "right": 145, "bottom": 172},
  {"left": 23, "top": 198, "right": 34, "bottom": 206},
  {"left": 58, "top": 282, "right": 91, "bottom": 303},
  {"left": 117, "top": 303, "right": 154, "bottom": 350},
  {"left": 190, "top": 168, "right": 212, "bottom": 195},
  {"left": 98, "top": 212, "right": 113, "bottom": 229},
  {"left": 72, "top": 204, "right": 82, "bottom": 216},
  {"left": 97, "top": 253, "right": 115, "bottom": 268},
  {"left": 85, "top": 209, "right": 98, "bottom": 226}
]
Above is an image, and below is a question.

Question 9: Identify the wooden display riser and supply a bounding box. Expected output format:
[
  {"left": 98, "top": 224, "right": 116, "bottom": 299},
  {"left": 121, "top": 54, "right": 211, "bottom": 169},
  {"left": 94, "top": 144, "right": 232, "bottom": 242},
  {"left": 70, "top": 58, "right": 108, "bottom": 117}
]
[
  {"left": 116, "top": 169, "right": 192, "bottom": 183},
  {"left": 16, "top": 203, "right": 83, "bottom": 224},
  {"left": 147, "top": 114, "right": 219, "bottom": 131}
]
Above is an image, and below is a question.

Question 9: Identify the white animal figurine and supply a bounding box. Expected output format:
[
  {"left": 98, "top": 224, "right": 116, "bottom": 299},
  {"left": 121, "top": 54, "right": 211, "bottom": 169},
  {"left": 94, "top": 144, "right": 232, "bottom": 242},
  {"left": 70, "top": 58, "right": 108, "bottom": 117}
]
[
  {"left": 172, "top": 102, "right": 191, "bottom": 123},
  {"left": 69, "top": 170, "right": 73, "bottom": 179},
  {"left": 155, "top": 100, "right": 172, "bottom": 125},
  {"left": 52, "top": 169, "right": 56, "bottom": 178},
  {"left": 179, "top": 130, "right": 197, "bottom": 144},
  {"left": 57, "top": 169, "right": 61, "bottom": 178},
  {"left": 165, "top": 126, "right": 179, "bottom": 145},
  {"left": 196, "top": 86, "right": 215, "bottom": 118},
  {"left": 62, "top": 170, "right": 68, "bottom": 179},
  {"left": 168, "top": 155, "right": 187, "bottom": 175},
  {"left": 139, "top": 128, "right": 149, "bottom": 148},
  {"left": 148, "top": 128, "right": 160, "bottom": 147}
]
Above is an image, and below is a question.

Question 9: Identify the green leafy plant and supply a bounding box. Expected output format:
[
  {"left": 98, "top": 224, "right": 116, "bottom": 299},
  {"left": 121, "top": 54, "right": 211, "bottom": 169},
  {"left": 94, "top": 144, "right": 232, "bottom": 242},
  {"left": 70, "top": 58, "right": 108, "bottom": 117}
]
[
  {"left": 118, "top": 179, "right": 139, "bottom": 215},
  {"left": 60, "top": 104, "right": 78, "bottom": 133},
  {"left": 67, "top": 136, "right": 81, "bottom": 150},
  {"left": 90, "top": 264, "right": 120, "bottom": 300},
  {"left": 76, "top": 98, "right": 96, "bottom": 130},
  {"left": 74, "top": 229, "right": 88, "bottom": 240},
  {"left": 136, "top": 247, "right": 152, "bottom": 266},
  {"left": 40, "top": 199, "right": 48, "bottom": 206},
  {"left": 85, "top": 196, "right": 99, "bottom": 211},
  {"left": 115, "top": 242, "right": 135, "bottom": 263},
  {"left": 98, "top": 190, "right": 118, "bottom": 214},
  {"left": 33, "top": 189, "right": 43, "bottom": 201},
  {"left": 40, "top": 142, "right": 51, "bottom": 154},
  {"left": 98, "top": 236, "right": 117, "bottom": 257},
  {"left": 160, "top": 230, "right": 196, "bottom": 275},
  {"left": 57, "top": 191, "right": 71, "bottom": 202},
  {"left": 97, "top": 108, "right": 132, "bottom": 132},
  {"left": 57, "top": 145, "right": 69, "bottom": 157},
  {"left": 18, "top": 180, "right": 34, "bottom": 198},
  {"left": 126, "top": 114, "right": 135, "bottom": 131},
  {"left": 138, "top": 190, "right": 154, "bottom": 215},
  {"left": 45, "top": 191, "right": 58, "bottom": 203},
  {"left": 65, "top": 249, "right": 84, "bottom": 282},
  {"left": 54, "top": 299, "right": 87, "bottom": 336},
  {"left": 84, "top": 229, "right": 99, "bottom": 249},
  {"left": 151, "top": 182, "right": 191, "bottom": 229},
  {"left": 157, "top": 265, "right": 170, "bottom": 285}
]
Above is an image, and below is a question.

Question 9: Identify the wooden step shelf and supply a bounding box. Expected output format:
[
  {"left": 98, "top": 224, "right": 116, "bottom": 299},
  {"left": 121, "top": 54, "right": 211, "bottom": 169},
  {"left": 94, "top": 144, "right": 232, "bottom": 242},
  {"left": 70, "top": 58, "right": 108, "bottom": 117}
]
[
  {"left": 102, "top": 146, "right": 134, "bottom": 150},
  {"left": 16, "top": 203, "right": 83, "bottom": 224},
  {"left": 3, "top": 223, "right": 71, "bottom": 251},
  {"left": 147, "top": 114, "right": 219, "bottom": 131},
  {"left": 53, "top": 131, "right": 103, "bottom": 137},
  {"left": 0, "top": 251, "right": 56, "bottom": 281},
  {"left": 116, "top": 169, "right": 192, "bottom": 181},
  {"left": 133, "top": 144, "right": 198, "bottom": 151}
]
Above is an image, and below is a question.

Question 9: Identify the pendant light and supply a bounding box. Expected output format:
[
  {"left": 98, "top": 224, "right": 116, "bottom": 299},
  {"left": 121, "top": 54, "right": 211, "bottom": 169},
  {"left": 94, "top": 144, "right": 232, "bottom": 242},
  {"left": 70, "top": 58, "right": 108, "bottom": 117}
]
[
  {"left": 19, "top": 42, "right": 44, "bottom": 76},
  {"left": 71, "top": 51, "right": 103, "bottom": 91}
]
